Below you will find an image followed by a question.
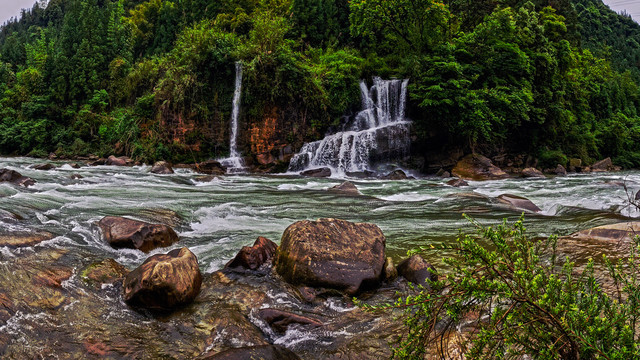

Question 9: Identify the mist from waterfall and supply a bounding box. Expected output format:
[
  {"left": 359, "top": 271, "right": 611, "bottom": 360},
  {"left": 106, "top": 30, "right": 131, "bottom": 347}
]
[
  {"left": 219, "top": 62, "right": 245, "bottom": 173},
  {"left": 288, "top": 77, "right": 411, "bottom": 176}
]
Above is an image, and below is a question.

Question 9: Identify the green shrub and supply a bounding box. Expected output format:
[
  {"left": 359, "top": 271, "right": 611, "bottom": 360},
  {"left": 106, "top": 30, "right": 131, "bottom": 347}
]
[
  {"left": 538, "top": 149, "right": 568, "bottom": 169},
  {"left": 367, "top": 216, "right": 640, "bottom": 359}
]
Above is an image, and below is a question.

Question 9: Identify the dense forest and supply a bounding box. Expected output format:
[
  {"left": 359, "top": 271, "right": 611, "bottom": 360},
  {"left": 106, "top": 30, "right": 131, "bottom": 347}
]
[{"left": 0, "top": 0, "right": 639, "bottom": 170}]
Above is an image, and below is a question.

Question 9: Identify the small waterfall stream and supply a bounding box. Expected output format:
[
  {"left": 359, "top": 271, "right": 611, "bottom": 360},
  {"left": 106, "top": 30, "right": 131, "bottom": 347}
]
[
  {"left": 289, "top": 78, "right": 411, "bottom": 176},
  {"left": 219, "top": 62, "right": 245, "bottom": 173}
]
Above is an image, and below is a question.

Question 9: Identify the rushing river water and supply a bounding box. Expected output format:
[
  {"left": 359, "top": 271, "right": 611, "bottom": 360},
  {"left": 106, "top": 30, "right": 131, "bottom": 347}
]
[{"left": 1, "top": 157, "right": 639, "bottom": 271}]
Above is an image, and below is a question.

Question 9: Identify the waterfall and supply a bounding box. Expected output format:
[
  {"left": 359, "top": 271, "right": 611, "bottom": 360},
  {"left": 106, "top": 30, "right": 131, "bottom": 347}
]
[
  {"left": 219, "top": 62, "right": 245, "bottom": 173},
  {"left": 289, "top": 77, "right": 411, "bottom": 176}
]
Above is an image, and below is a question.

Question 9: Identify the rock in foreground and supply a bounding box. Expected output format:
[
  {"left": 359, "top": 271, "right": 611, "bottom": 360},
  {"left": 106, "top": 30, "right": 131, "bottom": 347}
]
[
  {"left": 0, "top": 168, "right": 36, "bottom": 187},
  {"left": 397, "top": 255, "right": 437, "bottom": 288},
  {"left": 98, "top": 216, "right": 179, "bottom": 253},
  {"left": 0, "top": 231, "right": 54, "bottom": 248},
  {"left": 225, "top": 237, "right": 277, "bottom": 271},
  {"left": 452, "top": 154, "right": 509, "bottom": 181},
  {"left": 124, "top": 247, "right": 202, "bottom": 310},
  {"left": 569, "top": 222, "right": 640, "bottom": 242},
  {"left": 202, "top": 345, "right": 301, "bottom": 360},
  {"left": 275, "top": 218, "right": 386, "bottom": 295}
]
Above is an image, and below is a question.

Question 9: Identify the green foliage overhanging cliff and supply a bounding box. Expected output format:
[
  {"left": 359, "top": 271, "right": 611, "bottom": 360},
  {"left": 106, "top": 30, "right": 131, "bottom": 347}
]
[{"left": 0, "top": 0, "right": 639, "bottom": 168}]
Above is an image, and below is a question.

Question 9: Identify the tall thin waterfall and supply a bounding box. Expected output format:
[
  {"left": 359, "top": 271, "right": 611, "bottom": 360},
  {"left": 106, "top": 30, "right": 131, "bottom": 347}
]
[
  {"left": 289, "top": 77, "right": 411, "bottom": 176},
  {"left": 220, "top": 62, "right": 245, "bottom": 173}
]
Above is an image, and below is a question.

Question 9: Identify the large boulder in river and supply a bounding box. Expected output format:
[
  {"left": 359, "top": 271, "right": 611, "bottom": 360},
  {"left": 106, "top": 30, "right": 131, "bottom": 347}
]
[
  {"left": 328, "top": 181, "right": 361, "bottom": 196},
  {"left": 201, "top": 345, "right": 301, "bottom": 360},
  {"left": 32, "top": 163, "right": 56, "bottom": 171},
  {"left": 452, "top": 154, "right": 509, "bottom": 181},
  {"left": 106, "top": 155, "right": 128, "bottom": 166},
  {"left": 123, "top": 247, "right": 202, "bottom": 310},
  {"left": 224, "top": 237, "right": 277, "bottom": 271},
  {"left": 591, "top": 157, "right": 614, "bottom": 172},
  {"left": 98, "top": 216, "right": 179, "bottom": 253},
  {"left": 0, "top": 168, "right": 35, "bottom": 187},
  {"left": 195, "top": 160, "right": 226, "bottom": 175},
  {"left": 151, "top": 161, "right": 174, "bottom": 174},
  {"left": 397, "top": 255, "right": 437, "bottom": 288},
  {"left": 275, "top": 218, "right": 386, "bottom": 295},
  {"left": 569, "top": 222, "right": 640, "bottom": 242},
  {"left": 301, "top": 167, "right": 331, "bottom": 178},
  {"left": 497, "top": 194, "right": 541, "bottom": 213}
]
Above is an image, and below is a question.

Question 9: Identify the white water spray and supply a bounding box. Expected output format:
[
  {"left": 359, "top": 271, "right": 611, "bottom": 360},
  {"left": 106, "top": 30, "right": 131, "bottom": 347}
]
[
  {"left": 220, "top": 62, "right": 245, "bottom": 173},
  {"left": 289, "top": 77, "right": 411, "bottom": 176}
]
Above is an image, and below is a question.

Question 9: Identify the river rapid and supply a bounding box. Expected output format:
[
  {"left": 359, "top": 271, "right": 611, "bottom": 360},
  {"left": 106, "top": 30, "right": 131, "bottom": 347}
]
[{"left": 1, "top": 156, "right": 639, "bottom": 358}]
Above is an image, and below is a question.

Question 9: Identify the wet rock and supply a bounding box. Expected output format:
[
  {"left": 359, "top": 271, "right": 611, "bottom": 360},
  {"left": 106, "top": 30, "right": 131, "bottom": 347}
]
[
  {"left": 496, "top": 194, "right": 541, "bottom": 213},
  {"left": 257, "top": 308, "right": 323, "bottom": 333},
  {"left": 151, "top": 161, "right": 174, "bottom": 174},
  {"left": 201, "top": 345, "right": 301, "bottom": 360},
  {"left": 195, "top": 175, "right": 218, "bottom": 183},
  {"left": 345, "top": 170, "right": 376, "bottom": 178},
  {"left": 68, "top": 163, "right": 82, "bottom": 169},
  {"left": 0, "top": 231, "right": 54, "bottom": 247},
  {"left": 196, "top": 306, "right": 269, "bottom": 356},
  {"left": 383, "top": 257, "right": 398, "bottom": 282},
  {"left": 569, "top": 222, "right": 640, "bottom": 242},
  {"left": 32, "top": 163, "right": 56, "bottom": 171},
  {"left": 591, "top": 157, "right": 614, "bottom": 172},
  {"left": 195, "top": 160, "right": 226, "bottom": 175},
  {"left": 397, "top": 255, "right": 437, "bottom": 287},
  {"left": 555, "top": 164, "right": 567, "bottom": 176},
  {"left": 137, "top": 208, "right": 183, "bottom": 228},
  {"left": 89, "top": 158, "right": 106, "bottom": 166},
  {"left": 225, "top": 237, "right": 277, "bottom": 271},
  {"left": 328, "top": 181, "right": 361, "bottom": 196},
  {"left": 521, "top": 167, "right": 545, "bottom": 178},
  {"left": 0, "top": 168, "right": 36, "bottom": 187},
  {"left": 301, "top": 167, "right": 331, "bottom": 178},
  {"left": 275, "top": 218, "right": 386, "bottom": 295},
  {"left": 80, "top": 259, "right": 128, "bottom": 286},
  {"left": 124, "top": 247, "right": 202, "bottom": 310},
  {"left": 452, "top": 154, "right": 509, "bottom": 181},
  {"left": 380, "top": 169, "right": 408, "bottom": 180},
  {"left": 446, "top": 178, "right": 469, "bottom": 187},
  {"left": 48, "top": 152, "right": 57, "bottom": 160},
  {"left": 70, "top": 174, "right": 83, "bottom": 180},
  {"left": 106, "top": 155, "right": 128, "bottom": 166},
  {"left": 32, "top": 267, "right": 73, "bottom": 288},
  {"left": 98, "top": 216, "right": 179, "bottom": 253}
]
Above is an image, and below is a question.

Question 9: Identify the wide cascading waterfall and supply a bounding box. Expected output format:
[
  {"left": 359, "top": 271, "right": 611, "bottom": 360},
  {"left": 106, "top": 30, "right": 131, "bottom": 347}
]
[
  {"left": 288, "top": 77, "right": 411, "bottom": 176},
  {"left": 219, "top": 62, "right": 245, "bottom": 173}
]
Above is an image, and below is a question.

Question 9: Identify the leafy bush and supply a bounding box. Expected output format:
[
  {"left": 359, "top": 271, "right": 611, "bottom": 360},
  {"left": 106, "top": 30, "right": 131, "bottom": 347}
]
[
  {"left": 371, "top": 216, "right": 640, "bottom": 359},
  {"left": 538, "top": 149, "right": 567, "bottom": 169}
]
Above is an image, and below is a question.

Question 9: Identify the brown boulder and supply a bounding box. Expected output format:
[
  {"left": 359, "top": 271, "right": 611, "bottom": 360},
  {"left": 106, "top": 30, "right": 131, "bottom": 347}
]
[
  {"left": 257, "top": 308, "right": 323, "bottom": 333},
  {"left": 123, "top": 247, "right": 202, "bottom": 310},
  {"left": 446, "top": 178, "right": 469, "bottom": 187},
  {"left": 383, "top": 257, "right": 398, "bottom": 282},
  {"left": 0, "top": 231, "right": 54, "bottom": 247},
  {"left": 569, "top": 222, "right": 640, "bottom": 242},
  {"left": 328, "top": 181, "right": 361, "bottom": 196},
  {"left": 106, "top": 155, "right": 128, "bottom": 166},
  {"left": 555, "top": 164, "right": 567, "bottom": 176},
  {"left": 225, "top": 237, "right": 277, "bottom": 271},
  {"left": 98, "top": 216, "right": 179, "bottom": 253},
  {"left": 201, "top": 345, "right": 300, "bottom": 360},
  {"left": 151, "top": 161, "right": 174, "bottom": 174},
  {"left": 301, "top": 167, "right": 331, "bottom": 178},
  {"left": 496, "top": 194, "right": 541, "bottom": 213},
  {"left": 397, "top": 255, "right": 437, "bottom": 287},
  {"left": 32, "top": 163, "right": 56, "bottom": 171},
  {"left": 195, "top": 160, "right": 226, "bottom": 175},
  {"left": 380, "top": 169, "right": 408, "bottom": 180},
  {"left": 0, "top": 168, "right": 36, "bottom": 187},
  {"left": 452, "top": 154, "right": 509, "bottom": 181},
  {"left": 591, "top": 157, "right": 614, "bottom": 172},
  {"left": 275, "top": 218, "right": 386, "bottom": 295},
  {"left": 521, "top": 167, "right": 545, "bottom": 178}
]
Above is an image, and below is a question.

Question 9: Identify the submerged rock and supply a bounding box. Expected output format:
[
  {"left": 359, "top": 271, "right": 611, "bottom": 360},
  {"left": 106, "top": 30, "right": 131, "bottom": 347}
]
[
  {"left": 151, "top": 161, "right": 174, "bottom": 174},
  {"left": 257, "top": 308, "right": 323, "bottom": 334},
  {"left": 521, "top": 167, "right": 545, "bottom": 178},
  {"left": 80, "top": 259, "right": 128, "bottom": 286},
  {"left": 452, "top": 154, "right": 509, "bottom": 181},
  {"left": 0, "top": 168, "right": 36, "bottom": 187},
  {"left": 32, "top": 163, "right": 56, "bottom": 171},
  {"left": 70, "top": 174, "right": 83, "bottom": 180},
  {"left": 225, "top": 237, "right": 277, "bottom": 271},
  {"left": 328, "top": 181, "right": 361, "bottom": 196},
  {"left": 301, "top": 167, "right": 331, "bottom": 178},
  {"left": 124, "top": 247, "right": 202, "bottom": 310},
  {"left": 380, "top": 169, "right": 408, "bottom": 180},
  {"left": 275, "top": 218, "right": 386, "bottom": 295},
  {"left": 569, "top": 222, "right": 640, "bottom": 242},
  {"left": 446, "top": 178, "right": 469, "bottom": 187},
  {"left": 98, "top": 216, "right": 179, "bottom": 253},
  {"left": 496, "top": 194, "right": 542, "bottom": 213},
  {"left": 195, "top": 160, "right": 226, "bottom": 175},
  {"left": 397, "top": 255, "right": 437, "bottom": 287},
  {"left": 201, "top": 345, "right": 301, "bottom": 360}
]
